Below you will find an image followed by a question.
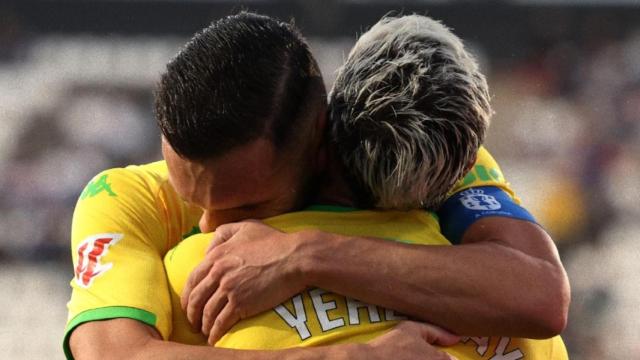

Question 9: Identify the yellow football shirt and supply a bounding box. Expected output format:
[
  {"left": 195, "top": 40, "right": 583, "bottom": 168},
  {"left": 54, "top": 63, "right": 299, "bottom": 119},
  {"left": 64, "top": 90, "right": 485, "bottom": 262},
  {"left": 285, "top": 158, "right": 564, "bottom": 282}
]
[
  {"left": 64, "top": 146, "right": 525, "bottom": 358},
  {"left": 450, "top": 146, "right": 519, "bottom": 201},
  {"left": 165, "top": 209, "right": 568, "bottom": 359},
  {"left": 64, "top": 161, "right": 202, "bottom": 359}
]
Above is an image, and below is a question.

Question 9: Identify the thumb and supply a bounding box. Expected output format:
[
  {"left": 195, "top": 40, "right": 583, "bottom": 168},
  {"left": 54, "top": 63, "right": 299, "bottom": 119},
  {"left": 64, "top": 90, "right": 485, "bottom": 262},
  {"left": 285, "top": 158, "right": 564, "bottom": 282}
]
[{"left": 416, "top": 322, "right": 460, "bottom": 347}]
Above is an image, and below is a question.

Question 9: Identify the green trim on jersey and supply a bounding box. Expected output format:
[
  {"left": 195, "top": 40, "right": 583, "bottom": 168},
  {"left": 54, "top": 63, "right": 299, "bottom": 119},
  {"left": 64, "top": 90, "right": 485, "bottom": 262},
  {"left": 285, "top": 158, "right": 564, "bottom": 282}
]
[
  {"left": 63, "top": 306, "right": 157, "bottom": 360},
  {"left": 182, "top": 225, "right": 201, "bottom": 239}
]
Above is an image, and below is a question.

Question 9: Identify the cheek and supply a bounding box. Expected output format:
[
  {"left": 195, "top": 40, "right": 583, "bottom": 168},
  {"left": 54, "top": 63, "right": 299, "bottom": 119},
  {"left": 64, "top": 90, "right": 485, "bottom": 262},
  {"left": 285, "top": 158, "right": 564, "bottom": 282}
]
[{"left": 269, "top": 180, "right": 307, "bottom": 213}]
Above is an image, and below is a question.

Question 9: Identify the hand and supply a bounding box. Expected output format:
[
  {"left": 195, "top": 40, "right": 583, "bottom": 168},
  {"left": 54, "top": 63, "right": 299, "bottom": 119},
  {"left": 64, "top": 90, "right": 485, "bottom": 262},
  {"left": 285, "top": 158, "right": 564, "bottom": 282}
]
[
  {"left": 361, "top": 321, "right": 460, "bottom": 360},
  {"left": 181, "top": 220, "right": 307, "bottom": 345}
]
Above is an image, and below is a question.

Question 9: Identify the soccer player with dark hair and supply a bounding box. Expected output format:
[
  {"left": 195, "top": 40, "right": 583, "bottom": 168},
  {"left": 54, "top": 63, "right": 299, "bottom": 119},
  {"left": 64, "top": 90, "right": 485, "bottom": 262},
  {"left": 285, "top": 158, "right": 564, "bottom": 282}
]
[
  {"left": 65, "top": 13, "right": 569, "bottom": 360},
  {"left": 155, "top": 13, "right": 326, "bottom": 230}
]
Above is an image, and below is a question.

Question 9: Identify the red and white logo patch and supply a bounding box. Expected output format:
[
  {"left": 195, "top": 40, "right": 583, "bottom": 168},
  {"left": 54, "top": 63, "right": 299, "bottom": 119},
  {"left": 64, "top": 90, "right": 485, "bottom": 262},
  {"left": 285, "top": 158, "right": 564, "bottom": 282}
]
[{"left": 74, "top": 233, "right": 123, "bottom": 288}]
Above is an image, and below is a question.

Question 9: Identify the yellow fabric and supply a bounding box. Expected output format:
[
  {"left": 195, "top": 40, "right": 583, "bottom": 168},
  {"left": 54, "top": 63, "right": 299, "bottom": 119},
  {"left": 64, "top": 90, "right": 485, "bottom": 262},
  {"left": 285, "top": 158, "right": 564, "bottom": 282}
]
[
  {"left": 66, "top": 147, "right": 534, "bottom": 357},
  {"left": 165, "top": 209, "right": 567, "bottom": 359},
  {"left": 66, "top": 161, "right": 202, "bottom": 340},
  {"left": 450, "top": 146, "right": 520, "bottom": 203}
]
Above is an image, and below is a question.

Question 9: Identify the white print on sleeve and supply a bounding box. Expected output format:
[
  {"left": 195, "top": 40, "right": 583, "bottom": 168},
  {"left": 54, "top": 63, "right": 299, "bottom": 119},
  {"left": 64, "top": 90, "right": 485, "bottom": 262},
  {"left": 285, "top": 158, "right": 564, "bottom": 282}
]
[
  {"left": 459, "top": 189, "right": 502, "bottom": 211},
  {"left": 74, "top": 233, "right": 123, "bottom": 288}
]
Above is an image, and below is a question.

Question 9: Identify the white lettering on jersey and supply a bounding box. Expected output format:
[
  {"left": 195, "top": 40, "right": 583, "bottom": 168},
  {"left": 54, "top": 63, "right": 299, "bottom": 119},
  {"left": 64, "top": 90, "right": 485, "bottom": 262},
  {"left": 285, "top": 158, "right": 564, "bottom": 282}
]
[
  {"left": 346, "top": 298, "right": 381, "bottom": 325},
  {"left": 463, "top": 336, "right": 490, "bottom": 356},
  {"left": 385, "top": 308, "right": 408, "bottom": 321},
  {"left": 274, "top": 294, "right": 311, "bottom": 340},
  {"left": 462, "top": 336, "right": 525, "bottom": 359},
  {"left": 309, "top": 288, "right": 345, "bottom": 331},
  {"left": 490, "top": 337, "right": 524, "bottom": 360}
]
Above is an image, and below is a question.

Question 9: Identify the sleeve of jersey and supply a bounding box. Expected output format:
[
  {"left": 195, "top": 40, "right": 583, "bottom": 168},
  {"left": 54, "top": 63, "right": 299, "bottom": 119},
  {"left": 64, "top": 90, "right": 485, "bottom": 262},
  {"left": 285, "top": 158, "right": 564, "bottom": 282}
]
[
  {"left": 438, "top": 147, "right": 536, "bottom": 245},
  {"left": 63, "top": 168, "right": 171, "bottom": 360}
]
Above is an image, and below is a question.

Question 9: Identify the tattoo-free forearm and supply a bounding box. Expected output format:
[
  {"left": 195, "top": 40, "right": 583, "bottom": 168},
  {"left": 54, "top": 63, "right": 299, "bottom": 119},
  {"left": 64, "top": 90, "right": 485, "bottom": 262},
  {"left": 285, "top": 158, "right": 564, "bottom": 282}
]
[
  {"left": 70, "top": 319, "right": 357, "bottom": 360},
  {"left": 296, "top": 217, "right": 570, "bottom": 338}
]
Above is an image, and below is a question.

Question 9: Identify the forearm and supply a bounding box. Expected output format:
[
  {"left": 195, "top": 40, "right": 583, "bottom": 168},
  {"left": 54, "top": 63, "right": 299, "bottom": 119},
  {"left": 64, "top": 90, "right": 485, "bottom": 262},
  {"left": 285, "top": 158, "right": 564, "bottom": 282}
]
[
  {"left": 139, "top": 340, "right": 357, "bottom": 360},
  {"left": 70, "top": 319, "right": 356, "bottom": 360},
  {"left": 297, "top": 224, "right": 569, "bottom": 338}
]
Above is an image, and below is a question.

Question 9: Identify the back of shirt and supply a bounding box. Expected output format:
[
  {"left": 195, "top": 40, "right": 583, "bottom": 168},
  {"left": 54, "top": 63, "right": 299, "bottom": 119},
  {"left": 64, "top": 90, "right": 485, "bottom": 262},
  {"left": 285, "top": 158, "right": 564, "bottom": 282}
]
[{"left": 165, "top": 207, "right": 567, "bottom": 359}]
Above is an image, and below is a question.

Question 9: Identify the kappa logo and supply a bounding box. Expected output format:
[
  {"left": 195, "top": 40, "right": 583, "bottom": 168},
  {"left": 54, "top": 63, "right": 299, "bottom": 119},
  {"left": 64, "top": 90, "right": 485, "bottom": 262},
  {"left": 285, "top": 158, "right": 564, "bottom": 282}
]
[
  {"left": 80, "top": 174, "right": 117, "bottom": 200},
  {"left": 74, "top": 233, "right": 123, "bottom": 288},
  {"left": 459, "top": 189, "right": 502, "bottom": 211}
]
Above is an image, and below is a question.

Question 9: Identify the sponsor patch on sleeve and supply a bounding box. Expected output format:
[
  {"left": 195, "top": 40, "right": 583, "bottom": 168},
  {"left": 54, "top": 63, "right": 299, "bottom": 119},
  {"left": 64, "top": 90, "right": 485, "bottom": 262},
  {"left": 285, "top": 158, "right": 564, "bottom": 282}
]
[
  {"left": 74, "top": 233, "right": 123, "bottom": 288},
  {"left": 437, "top": 186, "right": 537, "bottom": 245}
]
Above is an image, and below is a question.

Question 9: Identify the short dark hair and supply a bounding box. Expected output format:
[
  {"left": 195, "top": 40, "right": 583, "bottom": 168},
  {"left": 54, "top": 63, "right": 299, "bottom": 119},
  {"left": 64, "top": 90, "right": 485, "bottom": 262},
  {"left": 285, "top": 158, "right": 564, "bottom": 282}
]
[{"left": 155, "top": 12, "right": 324, "bottom": 160}]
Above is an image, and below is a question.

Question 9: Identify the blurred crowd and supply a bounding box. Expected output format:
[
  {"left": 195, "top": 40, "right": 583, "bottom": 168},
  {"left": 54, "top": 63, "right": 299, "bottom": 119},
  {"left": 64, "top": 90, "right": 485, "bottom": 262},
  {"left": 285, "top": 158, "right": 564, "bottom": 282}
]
[
  {"left": 485, "top": 28, "right": 640, "bottom": 358},
  {"left": 0, "top": 6, "right": 639, "bottom": 360}
]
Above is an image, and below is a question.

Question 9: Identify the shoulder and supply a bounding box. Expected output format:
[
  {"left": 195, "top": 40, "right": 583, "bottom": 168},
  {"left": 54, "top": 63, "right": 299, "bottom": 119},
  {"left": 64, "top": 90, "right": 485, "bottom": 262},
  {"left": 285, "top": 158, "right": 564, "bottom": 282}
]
[
  {"left": 449, "top": 146, "right": 520, "bottom": 203},
  {"left": 77, "top": 161, "right": 168, "bottom": 209},
  {"left": 72, "top": 161, "right": 171, "bottom": 247}
]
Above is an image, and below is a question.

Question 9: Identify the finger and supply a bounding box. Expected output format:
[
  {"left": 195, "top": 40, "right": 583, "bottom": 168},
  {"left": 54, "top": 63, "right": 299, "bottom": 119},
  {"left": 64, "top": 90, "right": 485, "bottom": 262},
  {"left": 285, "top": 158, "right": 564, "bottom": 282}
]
[
  {"left": 208, "top": 302, "right": 240, "bottom": 346},
  {"left": 207, "top": 223, "right": 242, "bottom": 253},
  {"left": 415, "top": 322, "right": 460, "bottom": 347},
  {"left": 434, "top": 353, "right": 458, "bottom": 360},
  {"left": 185, "top": 268, "right": 221, "bottom": 332},
  {"left": 440, "top": 353, "right": 458, "bottom": 360},
  {"left": 181, "top": 259, "right": 213, "bottom": 312},
  {"left": 201, "top": 290, "right": 228, "bottom": 336}
]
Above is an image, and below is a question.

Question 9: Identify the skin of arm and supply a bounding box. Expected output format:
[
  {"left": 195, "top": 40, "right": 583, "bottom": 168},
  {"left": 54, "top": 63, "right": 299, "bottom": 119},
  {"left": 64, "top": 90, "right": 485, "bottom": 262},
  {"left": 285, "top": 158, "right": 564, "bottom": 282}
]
[
  {"left": 299, "top": 216, "right": 571, "bottom": 338},
  {"left": 68, "top": 319, "right": 458, "bottom": 360},
  {"left": 184, "top": 216, "right": 570, "bottom": 342}
]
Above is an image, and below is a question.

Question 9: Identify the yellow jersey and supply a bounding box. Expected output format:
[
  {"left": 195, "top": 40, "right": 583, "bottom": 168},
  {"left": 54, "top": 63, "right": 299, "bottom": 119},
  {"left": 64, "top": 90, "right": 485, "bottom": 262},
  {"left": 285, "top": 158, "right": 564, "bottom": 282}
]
[
  {"left": 64, "top": 146, "right": 529, "bottom": 358},
  {"left": 164, "top": 209, "right": 568, "bottom": 359},
  {"left": 64, "top": 161, "right": 202, "bottom": 358}
]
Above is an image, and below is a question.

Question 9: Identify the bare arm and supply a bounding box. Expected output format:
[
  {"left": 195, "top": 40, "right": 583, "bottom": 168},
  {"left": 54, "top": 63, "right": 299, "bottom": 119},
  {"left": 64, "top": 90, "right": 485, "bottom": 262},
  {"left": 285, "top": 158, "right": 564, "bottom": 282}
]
[
  {"left": 299, "top": 216, "right": 570, "bottom": 338},
  {"left": 184, "top": 217, "right": 569, "bottom": 342},
  {"left": 69, "top": 319, "right": 349, "bottom": 360},
  {"left": 69, "top": 319, "right": 457, "bottom": 360}
]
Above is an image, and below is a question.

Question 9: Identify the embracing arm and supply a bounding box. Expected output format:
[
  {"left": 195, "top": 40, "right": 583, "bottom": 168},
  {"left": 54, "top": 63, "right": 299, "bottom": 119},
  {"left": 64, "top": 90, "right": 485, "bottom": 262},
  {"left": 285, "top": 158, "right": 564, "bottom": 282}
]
[
  {"left": 298, "top": 216, "right": 570, "bottom": 338},
  {"left": 69, "top": 319, "right": 457, "bottom": 360},
  {"left": 182, "top": 148, "right": 569, "bottom": 340},
  {"left": 184, "top": 216, "right": 569, "bottom": 343},
  {"left": 69, "top": 319, "right": 349, "bottom": 360}
]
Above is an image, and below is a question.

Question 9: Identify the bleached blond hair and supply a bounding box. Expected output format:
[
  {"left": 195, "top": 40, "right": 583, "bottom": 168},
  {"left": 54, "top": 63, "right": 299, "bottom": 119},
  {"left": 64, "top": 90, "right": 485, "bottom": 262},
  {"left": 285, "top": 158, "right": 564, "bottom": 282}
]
[{"left": 329, "top": 14, "right": 493, "bottom": 210}]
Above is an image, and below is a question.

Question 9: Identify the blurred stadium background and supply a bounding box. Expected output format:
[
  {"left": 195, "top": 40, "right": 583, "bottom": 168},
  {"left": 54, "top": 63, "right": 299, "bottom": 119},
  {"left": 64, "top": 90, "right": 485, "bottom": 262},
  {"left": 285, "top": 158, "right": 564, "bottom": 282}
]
[{"left": 1, "top": 0, "right": 639, "bottom": 358}]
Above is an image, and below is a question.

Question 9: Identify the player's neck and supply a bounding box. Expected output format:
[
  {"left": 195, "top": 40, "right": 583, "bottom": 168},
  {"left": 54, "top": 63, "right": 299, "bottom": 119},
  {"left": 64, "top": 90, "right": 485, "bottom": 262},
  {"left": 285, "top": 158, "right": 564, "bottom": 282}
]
[{"left": 315, "top": 150, "right": 357, "bottom": 208}]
